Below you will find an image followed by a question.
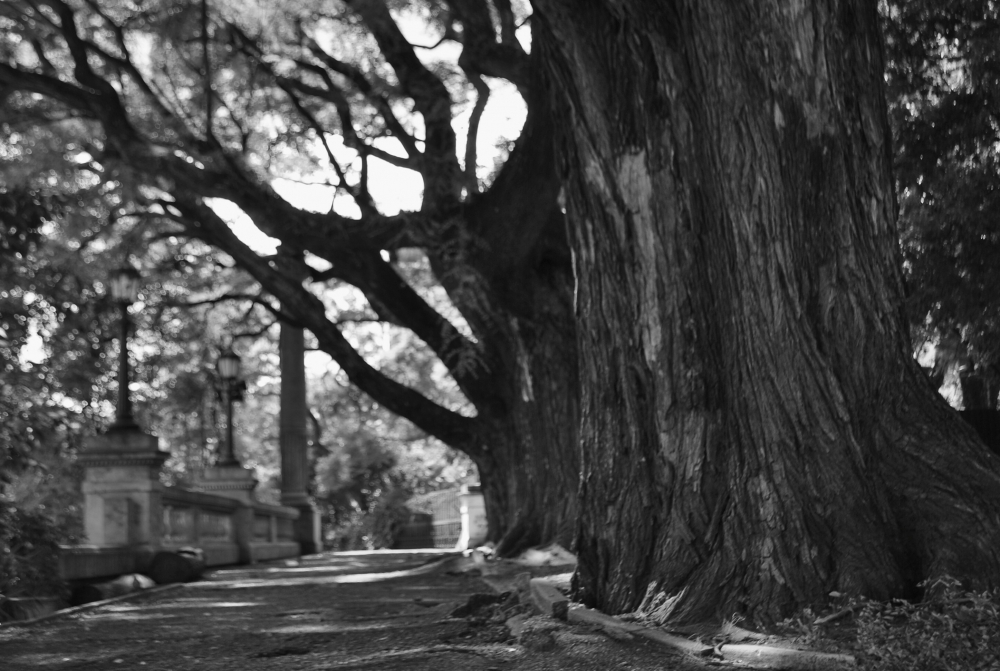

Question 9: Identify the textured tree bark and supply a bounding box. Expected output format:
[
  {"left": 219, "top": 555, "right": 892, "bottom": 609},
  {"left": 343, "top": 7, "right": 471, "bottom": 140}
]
[
  {"left": 421, "top": 32, "right": 581, "bottom": 554},
  {"left": 449, "top": 176, "right": 580, "bottom": 557},
  {"left": 534, "top": 0, "right": 1000, "bottom": 623},
  {"left": 476, "top": 287, "right": 580, "bottom": 555}
]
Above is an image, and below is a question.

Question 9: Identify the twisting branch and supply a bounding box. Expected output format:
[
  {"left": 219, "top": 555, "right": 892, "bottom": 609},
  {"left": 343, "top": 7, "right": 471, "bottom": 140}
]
[
  {"left": 231, "top": 321, "right": 279, "bottom": 340},
  {"left": 75, "top": 0, "right": 195, "bottom": 144},
  {"left": 345, "top": 0, "right": 462, "bottom": 204},
  {"left": 492, "top": 0, "right": 520, "bottom": 45},
  {"left": 302, "top": 36, "right": 422, "bottom": 161},
  {"left": 274, "top": 75, "right": 372, "bottom": 209},
  {"left": 44, "top": 1, "right": 135, "bottom": 137},
  {"left": 167, "top": 195, "right": 485, "bottom": 455},
  {"left": 201, "top": 0, "right": 214, "bottom": 141},
  {"left": 163, "top": 293, "right": 290, "bottom": 322},
  {"left": 462, "top": 68, "right": 490, "bottom": 194},
  {"left": 447, "top": 0, "right": 532, "bottom": 94}
]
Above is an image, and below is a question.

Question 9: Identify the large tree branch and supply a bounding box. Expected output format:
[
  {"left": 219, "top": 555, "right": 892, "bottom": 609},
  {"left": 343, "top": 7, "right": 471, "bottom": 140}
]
[
  {"left": 462, "top": 68, "right": 490, "bottom": 194},
  {"left": 275, "top": 72, "right": 413, "bottom": 170},
  {"left": 307, "top": 250, "right": 494, "bottom": 406},
  {"left": 226, "top": 20, "right": 418, "bottom": 171},
  {"left": 168, "top": 196, "right": 485, "bottom": 456},
  {"left": 345, "top": 0, "right": 462, "bottom": 205},
  {"left": 75, "top": 0, "right": 196, "bottom": 143},
  {"left": 0, "top": 58, "right": 457, "bottom": 264},
  {"left": 273, "top": 75, "right": 376, "bottom": 211},
  {"left": 448, "top": 0, "right": 532, "bottom": 94},
  {"left": 42, "top": 0, "right": 137, "bottom": 140},
  {"left": 467, "top": 21, "right": 561, "bottom": 269},
  {"left": 301, "top": 37, "right": 423, "bottom": 161}
]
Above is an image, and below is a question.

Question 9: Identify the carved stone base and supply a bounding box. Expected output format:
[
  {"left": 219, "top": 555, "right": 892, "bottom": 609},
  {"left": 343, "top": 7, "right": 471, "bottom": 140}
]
[
  {"left": 280, "top": 494, "right": 322, "bottom": 554},
  {"left": 192, "top": 465, "right": 258, "bottom": 504},
  {"left": 78, "top": 428, "right": 168, "bottom": 547}
]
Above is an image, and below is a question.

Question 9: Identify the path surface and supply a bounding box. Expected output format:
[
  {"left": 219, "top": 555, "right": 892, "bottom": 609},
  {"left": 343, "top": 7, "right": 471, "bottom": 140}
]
[{"left": 0, "top": 550, "right": 702, "bottom": 670}]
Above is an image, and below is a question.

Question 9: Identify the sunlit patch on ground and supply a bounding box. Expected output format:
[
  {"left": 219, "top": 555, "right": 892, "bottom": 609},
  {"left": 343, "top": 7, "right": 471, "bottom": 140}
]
[
  {"left": 264, "top": 619, "right": 440, "bottom": 635},
  {"left": 76, "top": 611, "right": 170, "bottom": 622},
  {"left": 143, "top": 600, "right": 264, "bottom": 609}
]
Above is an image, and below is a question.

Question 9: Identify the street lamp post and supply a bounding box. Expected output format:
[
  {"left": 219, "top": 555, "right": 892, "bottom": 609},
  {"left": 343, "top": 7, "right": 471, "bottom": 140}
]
[
  {"left": 108, "top": 266, "right": 141, "bottom": 432},
  {"left": 216, "top": 348, "right": 243, "bottom": 466}
]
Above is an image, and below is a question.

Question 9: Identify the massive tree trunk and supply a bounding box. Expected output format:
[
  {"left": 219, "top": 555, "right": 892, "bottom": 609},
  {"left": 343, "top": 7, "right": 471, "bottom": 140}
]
[
  {"left": 534, "top": 0, "right": 1000, "bottom": 623},
  {"left": 475, "top": 283, "right": 580, "bottom": 555},
  {"left": 442, "top": 74, "right": 581, "bottom": 554}
]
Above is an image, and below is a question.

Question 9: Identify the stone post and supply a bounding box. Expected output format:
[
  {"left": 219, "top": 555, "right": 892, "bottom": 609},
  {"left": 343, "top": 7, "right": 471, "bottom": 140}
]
[
  {"left": 78, "top": 429, "right": 169, "bottom": 548},
  {"left": 457, "top": 484, "right": 488, "bottom": 551},
  {"left": 279, "top": 320, "right": 322, "bottom": 553}
]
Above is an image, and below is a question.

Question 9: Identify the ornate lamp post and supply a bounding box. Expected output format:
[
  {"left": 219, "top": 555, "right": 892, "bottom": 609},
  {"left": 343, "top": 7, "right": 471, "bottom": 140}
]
[
  {"left": 216, "top": 348, "right": 244, "bottom": 466},
  {"left": 108, "top": 266, "right": 142, "bottom": 432}
]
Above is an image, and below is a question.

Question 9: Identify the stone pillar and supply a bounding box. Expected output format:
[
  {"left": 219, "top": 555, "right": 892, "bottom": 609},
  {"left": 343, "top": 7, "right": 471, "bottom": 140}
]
[
  {"left": 79, "top": 429, "right": 169, "bottom": 548},
  {"left": 191, "top": 396, "right": 259, "bottom": 503},
  {"left": 457, "top": 484, "right": 488, "bottom": 551},
  {"left": 279, "top": 321, "right": 322, "bottom": 554}
]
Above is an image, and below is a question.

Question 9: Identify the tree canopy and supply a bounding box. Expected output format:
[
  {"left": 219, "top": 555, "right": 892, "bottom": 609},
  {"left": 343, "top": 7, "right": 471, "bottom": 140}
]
[{"left": 0, "top": 0, "right": 579, "bottom": 551}]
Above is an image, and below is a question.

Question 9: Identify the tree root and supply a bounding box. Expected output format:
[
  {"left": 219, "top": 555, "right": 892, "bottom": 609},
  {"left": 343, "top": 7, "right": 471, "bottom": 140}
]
[{"left": 565, "top": 603, "right": 856, "bottom": 669}]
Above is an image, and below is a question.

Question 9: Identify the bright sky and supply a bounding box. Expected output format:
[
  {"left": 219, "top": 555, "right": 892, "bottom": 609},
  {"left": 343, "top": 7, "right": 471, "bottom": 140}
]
[
  {"left": 23, "top": 14, "right": 528, "bottom": 369},
  {"left": 206, "top": 74, "right": 526, "bottom": 379},
  {"left": 214, "top": 81, "right": 527, "bottom": 256},
  {"left": 212, "top": 7, "right": 529, "bottom": 255}
]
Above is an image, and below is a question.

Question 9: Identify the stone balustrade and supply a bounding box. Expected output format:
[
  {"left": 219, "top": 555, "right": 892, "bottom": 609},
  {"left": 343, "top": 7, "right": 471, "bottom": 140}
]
[{"left": 61, "top": 428, "right": 301, "bottom": 582}]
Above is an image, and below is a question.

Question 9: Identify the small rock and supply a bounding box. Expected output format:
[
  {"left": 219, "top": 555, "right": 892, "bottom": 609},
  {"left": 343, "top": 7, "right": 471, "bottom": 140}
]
[
  {"left": 450, "top": 592, "right": 505, "bottom": 618},
  {"left": 515, "top": 617, "right": 563, "bottom": 651},
  {"left": 513, "top": 572, "right": 532, "bottom": 598},
  {"left": 506, "top": 613, "right": 528, "bottom": 638}
]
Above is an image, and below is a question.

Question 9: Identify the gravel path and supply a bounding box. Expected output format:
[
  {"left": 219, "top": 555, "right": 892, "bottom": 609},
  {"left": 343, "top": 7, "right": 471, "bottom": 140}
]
[{"left": 0, "top": 550, "right": 703, "bottom": 670}]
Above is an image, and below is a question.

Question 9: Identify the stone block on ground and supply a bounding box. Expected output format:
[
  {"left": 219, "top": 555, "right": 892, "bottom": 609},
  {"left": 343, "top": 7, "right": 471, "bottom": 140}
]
[
  {"left": 70, "top": 573, "right": 156, "bottom": 606},
  {"left": 148, "top": 549, "right": 206, "bottom": 584},
  {"left": 513, "top": 571, "right": 532, "bottom": 596},
  {"left": 449, "top": 591, "right": 506, "bottom": 618},
  {"left": 514, "top": 615, "right": 564, "bottom": 651},
  {"left": 530, "top": 577, "right": 569, "bottom": 619}
]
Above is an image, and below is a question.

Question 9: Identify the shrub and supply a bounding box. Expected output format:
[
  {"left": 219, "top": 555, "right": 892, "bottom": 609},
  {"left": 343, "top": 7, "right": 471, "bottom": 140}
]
[
  {"left": 854, "top": 577, "right": 1000, "bottom": 671},
  {"left": 0, "top": 499, "right": 67, "bottom": 602},
  {"left": 325, "top": 488, "right": 414, "bottom": 550}
]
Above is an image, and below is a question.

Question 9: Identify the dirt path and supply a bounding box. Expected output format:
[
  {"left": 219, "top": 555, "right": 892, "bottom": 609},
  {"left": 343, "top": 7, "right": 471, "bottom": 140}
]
[{"left": 0, "top": 551, "right": 704, "bottom": 670}]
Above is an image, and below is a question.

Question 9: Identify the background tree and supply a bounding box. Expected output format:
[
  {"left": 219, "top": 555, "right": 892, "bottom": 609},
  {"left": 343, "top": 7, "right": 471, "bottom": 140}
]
[
  {"left": 884, "top": 0, "right": 1000, "bottom": 409},
  {"left": 0, "top": 0, "right": 578, "bottom": 552},
  {"left": 534, "top": 0, "right": 1000, "bottom": 624},
  {"left": 0, "top": 188, "right": 88, "bottom": 604}
]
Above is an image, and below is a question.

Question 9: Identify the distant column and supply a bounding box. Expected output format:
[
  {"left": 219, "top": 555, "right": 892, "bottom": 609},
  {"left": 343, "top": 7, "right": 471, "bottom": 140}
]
[{"left": 279, "top": 320, "right": 322, "bottom": 554}]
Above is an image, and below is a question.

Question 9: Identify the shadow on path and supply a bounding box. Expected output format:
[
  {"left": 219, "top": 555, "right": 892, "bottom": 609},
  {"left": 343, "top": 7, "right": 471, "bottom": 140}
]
[{"left": 0, "top": 550, "right": 701, "bottom": 670}]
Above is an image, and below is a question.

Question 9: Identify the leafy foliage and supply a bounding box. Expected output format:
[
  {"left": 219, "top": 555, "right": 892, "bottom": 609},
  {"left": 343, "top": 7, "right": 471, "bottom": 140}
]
[
  {"left": 0, "top": 187, "right": 87, "bottom": 588},
  {"left": 885, "top": 1, "right": 1000, "bottom": 406},
  {"left": 0, "top": 500, "right": 68, "bottom": 604},
  {"left": 854, "top": 577, "right": 1000, "bottom": 670},
  {"left": 774, "top": 577, "right": 1000, "bottom": 669}
]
